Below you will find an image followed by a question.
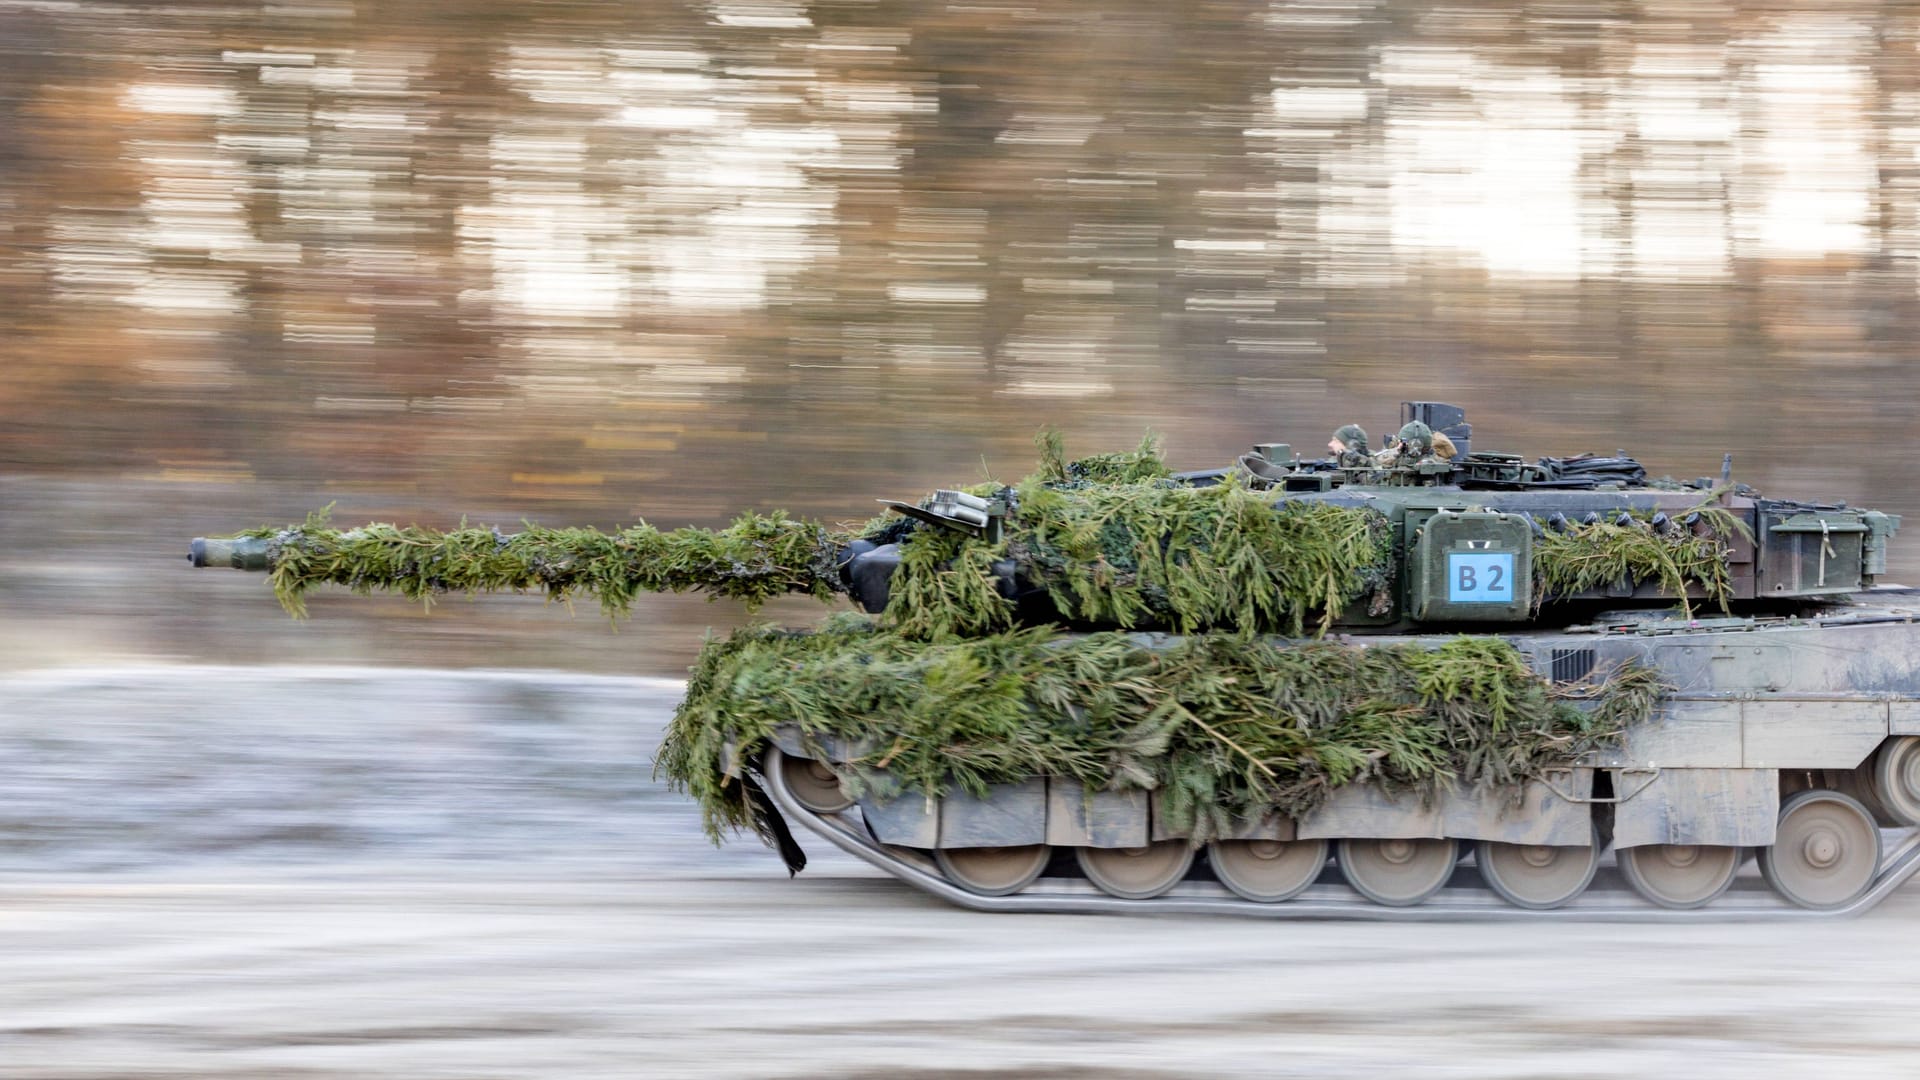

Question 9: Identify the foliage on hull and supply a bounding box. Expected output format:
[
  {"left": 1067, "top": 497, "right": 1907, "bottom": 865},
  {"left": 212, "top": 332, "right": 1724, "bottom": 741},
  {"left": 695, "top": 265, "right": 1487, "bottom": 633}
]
[{"left": 655, "top": 616, "right": 1667, "bottom": 847}]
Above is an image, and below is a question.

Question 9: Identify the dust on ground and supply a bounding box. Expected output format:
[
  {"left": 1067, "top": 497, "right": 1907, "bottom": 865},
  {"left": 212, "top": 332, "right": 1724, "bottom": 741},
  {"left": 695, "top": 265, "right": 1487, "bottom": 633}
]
[{"left": 4, "top": 667, "right": 1916, "bottom": 1079}]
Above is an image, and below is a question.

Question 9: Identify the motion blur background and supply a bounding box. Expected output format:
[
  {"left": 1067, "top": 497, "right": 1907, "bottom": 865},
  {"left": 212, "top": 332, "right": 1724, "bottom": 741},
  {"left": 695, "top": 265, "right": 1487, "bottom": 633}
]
[
  {"left": 14, "top": 8, "right": 1920, "bottom": 1077},
  {"left": 4, "top": 0, "right": 1920, "bottom": 672}
]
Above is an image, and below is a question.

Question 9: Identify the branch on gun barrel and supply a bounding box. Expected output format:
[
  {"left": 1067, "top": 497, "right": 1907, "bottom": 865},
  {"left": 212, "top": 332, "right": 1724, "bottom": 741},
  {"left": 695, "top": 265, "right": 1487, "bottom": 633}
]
[{"left": 222, "top": 508, "right": 849, "bottom": 618}]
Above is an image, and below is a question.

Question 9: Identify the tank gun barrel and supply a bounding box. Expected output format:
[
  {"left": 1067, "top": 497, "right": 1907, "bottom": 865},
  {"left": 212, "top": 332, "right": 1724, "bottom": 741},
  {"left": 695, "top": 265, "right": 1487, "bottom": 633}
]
[
  {"left": 188, "top": 535, "right": 273, "bottom": 571},
  {"left": 185, "top": 516, "right": 852, "bottom": 617}
]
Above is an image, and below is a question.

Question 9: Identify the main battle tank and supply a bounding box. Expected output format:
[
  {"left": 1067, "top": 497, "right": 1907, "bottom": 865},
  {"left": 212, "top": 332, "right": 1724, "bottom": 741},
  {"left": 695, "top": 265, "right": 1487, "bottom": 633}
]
[{"left": 190, "top": 402, "right": 1920, "bottom": 918}]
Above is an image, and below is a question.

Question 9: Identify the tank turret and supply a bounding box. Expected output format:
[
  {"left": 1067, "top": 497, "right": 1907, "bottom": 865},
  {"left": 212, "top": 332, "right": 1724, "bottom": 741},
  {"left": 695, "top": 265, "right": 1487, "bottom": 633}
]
[
  {"left": 830, "top": 401, "right": 1901, "bottom": 633},
  {"left": 190, "top": 405, "right": 1920, "bottom": 917},
  {"left": 191, "top": 402, "right": 1902, "bottom": 634}
]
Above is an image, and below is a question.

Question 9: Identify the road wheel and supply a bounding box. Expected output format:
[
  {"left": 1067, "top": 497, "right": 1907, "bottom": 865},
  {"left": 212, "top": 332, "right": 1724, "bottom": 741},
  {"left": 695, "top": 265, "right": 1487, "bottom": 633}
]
[
  {"left": 1476, "top": 826, "right": 1600, "bottom": 911},
  {"left": 1872, "top": 737, "right": 1920, "bottom": 827},
  {"left": 779, "top": 752, "right": 854, "bottom": 814},
  {"left": 1759, "top": 790, "right": 1880, "bottom": 911},
  {"left": 1075, "top": 841, "right": 1194, "bottom": 900},
  {"left": 1618, "top": 843, "right": 1742, "bottom": 909},
  {"left": 935, "top": 845, "right": 1050, "bottom": 896},
  {"left": 1208, "top": 838, "right": 1328, "bottom": 903},
  {"left": 1336, "top": 837, "right": 1458, "bottom": 907}
]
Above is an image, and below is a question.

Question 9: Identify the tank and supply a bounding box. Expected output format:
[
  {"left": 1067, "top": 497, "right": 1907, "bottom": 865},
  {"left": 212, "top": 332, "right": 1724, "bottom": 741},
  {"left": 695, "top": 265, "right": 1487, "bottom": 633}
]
[{"left": 190, "top": 402, "right": 1920, "bottom": 918}]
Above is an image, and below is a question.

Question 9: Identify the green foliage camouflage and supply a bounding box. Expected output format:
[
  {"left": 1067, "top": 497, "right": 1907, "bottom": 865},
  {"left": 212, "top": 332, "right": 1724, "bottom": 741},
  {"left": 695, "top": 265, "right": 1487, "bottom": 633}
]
[
  {"left": 1531, "top": 499, "right": 1753, "bottom": 615},
  {"left": 1013, "top": 474, "right": 1394, "bottom": 636},
  {"left": 233, "top": 438, "right": 1748, "bottom": 630},
  {"left": 881, "top": 527, "right": 1015, "bottom": 640},
  {"left": 1034, "top": 428, "right": 1174, "bottom": 485},
  {"left": 655, "top": 615, "right": 1666, "bottom": 846},
  {"left": 880, "top": 473, "right": 1395, "bottom": 640},
  {"left": 237, "top": 438, "right": 1401, "bottom": 635},
  {"left": 247, "top": 507, "right": 842, "bottom": 619},
  {"left": 227, "top": 435, "right": 1717, "bottom": 863}
]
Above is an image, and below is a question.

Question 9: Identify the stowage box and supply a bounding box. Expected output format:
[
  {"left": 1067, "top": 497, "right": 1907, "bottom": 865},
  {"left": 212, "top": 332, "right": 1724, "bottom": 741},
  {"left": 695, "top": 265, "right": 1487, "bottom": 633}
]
[{"left": 1407, "top": 509, "right": 1533, "bottom": 622}]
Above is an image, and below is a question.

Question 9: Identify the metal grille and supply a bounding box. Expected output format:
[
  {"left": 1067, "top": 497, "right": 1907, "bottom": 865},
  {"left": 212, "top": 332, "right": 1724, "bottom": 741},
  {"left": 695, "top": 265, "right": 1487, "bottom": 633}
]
[{"left": 1550, "top": 647, "right": 1597, "bottom": 683}]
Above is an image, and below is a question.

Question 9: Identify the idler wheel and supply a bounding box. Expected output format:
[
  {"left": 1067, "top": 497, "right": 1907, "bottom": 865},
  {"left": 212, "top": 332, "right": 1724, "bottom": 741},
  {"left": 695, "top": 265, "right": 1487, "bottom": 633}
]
[
  {"left": 1076, "top": 840, "right": 1195, "bottom": 900},
  {"left": 1759, "top": 790, "right": 1881, "bottom": 911},
  {"left": 1872, "top": 736, "right": 1920, "bottom": 827},
  {"left": 779, "top": 753, "right": 854, "bottom": 814},
  {"left": 935, "top": 845, "right": 1050, "bottom": 897},
  {"left": 1476, "top": 826, "right": 1600, "bottom": 911},
  {"left": 1618, "top": 843, "right": 1742, "bottom": 909},
  {"left": 1208, "top": 838, "right": 1328, "bottom": 903},
  {"left": 1336, "top": 837, "right": 1458, "bottom": 907}
]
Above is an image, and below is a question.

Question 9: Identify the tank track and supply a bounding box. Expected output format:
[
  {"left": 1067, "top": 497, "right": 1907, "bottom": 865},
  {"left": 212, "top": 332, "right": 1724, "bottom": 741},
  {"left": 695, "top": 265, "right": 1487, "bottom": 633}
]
[{"left": 763, "top": 750, "right": 1920, "bottom": 920}]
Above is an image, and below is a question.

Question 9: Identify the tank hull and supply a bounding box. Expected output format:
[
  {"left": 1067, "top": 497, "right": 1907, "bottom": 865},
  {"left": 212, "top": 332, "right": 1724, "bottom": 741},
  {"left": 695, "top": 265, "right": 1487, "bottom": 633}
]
[{"left": 767, "top": 593, "right": 1920, "bottom": 915}]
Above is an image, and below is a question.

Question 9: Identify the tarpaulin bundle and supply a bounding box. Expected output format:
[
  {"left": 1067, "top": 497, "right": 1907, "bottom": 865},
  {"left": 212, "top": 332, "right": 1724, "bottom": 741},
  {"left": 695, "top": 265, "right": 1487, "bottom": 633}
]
[{"left": 1534, "top": 454, "right": 1648, "bottom": 488}]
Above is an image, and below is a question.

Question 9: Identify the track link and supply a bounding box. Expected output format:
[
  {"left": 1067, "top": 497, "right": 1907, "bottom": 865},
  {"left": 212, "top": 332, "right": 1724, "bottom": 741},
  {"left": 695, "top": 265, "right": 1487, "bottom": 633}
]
[{"left": 763, "top": 752, "right": 1920, "bottom": 921}]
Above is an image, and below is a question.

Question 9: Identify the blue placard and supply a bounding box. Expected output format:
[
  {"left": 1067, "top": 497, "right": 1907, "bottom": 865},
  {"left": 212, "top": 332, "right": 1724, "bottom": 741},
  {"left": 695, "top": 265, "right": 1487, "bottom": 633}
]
[{"left": 1447, "top": 551, "right": 1514, "bottom": 603}]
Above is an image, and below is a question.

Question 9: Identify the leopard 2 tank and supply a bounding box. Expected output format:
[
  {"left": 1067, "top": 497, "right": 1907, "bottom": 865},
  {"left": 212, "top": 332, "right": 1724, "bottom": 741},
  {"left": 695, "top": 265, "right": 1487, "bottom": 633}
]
[{"left": 192, "top": 403, "right": 1920, "bottom": 918}]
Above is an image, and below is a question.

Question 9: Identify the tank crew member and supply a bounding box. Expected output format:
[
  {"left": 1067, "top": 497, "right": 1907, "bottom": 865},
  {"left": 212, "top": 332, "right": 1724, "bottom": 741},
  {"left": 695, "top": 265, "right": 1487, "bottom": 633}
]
[
  {"left": 1327, "top": 424, "right": 1373, "bottom": 469},
  {"left": 1374, "top": 423, "right": 1413, "bottom": 467},
  {"left": 1377, "top": 420, "right": 1457, "bottom": 467}
]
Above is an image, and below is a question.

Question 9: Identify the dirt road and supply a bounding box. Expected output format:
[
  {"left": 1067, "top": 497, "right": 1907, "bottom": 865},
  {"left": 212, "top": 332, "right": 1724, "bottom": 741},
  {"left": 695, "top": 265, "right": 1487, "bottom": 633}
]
[{"left": 5, "top": 667, "right": 1918, "bottom": 1079}]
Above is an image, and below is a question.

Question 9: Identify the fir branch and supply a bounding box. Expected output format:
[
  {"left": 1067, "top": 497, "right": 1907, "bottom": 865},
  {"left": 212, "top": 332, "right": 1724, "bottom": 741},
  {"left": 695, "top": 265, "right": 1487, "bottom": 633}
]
[
  {"left": 1533, "top": 504, "right": 1745, "bottom": 616},
  {"left": 238, "top": 512, "right": 846, "bottom": 618},
  {"left": 655, "top": 619, "right": 1659, "bottom": 852}
]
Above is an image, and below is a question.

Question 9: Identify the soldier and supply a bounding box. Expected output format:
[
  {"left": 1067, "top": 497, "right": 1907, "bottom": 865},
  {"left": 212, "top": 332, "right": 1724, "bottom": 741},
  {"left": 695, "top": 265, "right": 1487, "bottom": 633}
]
[
  {"left": 1327, "top": 424, "right": 1373, "bottom": 469},
  {"left": 1377, "top": 420, "right": 1456, "bottom": 467}
]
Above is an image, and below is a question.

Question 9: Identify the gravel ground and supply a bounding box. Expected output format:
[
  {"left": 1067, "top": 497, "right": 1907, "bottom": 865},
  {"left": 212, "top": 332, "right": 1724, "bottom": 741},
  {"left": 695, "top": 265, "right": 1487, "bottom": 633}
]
[{"left": 5, "top": 667, "right": 1920, "bottom": 1079}]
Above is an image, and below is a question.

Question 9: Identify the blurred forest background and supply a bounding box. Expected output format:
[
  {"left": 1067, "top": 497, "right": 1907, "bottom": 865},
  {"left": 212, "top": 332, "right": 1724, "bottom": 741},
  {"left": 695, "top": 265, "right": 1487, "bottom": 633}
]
[{"left": 5, "top": 0, "right": 1920, "bottom": 674}]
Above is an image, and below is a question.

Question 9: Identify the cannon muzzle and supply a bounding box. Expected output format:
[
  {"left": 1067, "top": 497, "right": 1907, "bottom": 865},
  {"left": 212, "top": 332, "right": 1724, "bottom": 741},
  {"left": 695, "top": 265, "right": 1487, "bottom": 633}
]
[{"left": 188, "top": 536, "right": 273, "bottom": 571}]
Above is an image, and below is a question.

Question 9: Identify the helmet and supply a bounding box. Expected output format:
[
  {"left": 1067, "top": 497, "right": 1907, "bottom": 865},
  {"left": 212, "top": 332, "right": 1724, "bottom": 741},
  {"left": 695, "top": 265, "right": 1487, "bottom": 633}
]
[
  {"left": 1394, "top": 421, "right": 1433, "bottom": 457},
  {"left": 1331, "top": 424, "right": 1370, "bottom": 454}
]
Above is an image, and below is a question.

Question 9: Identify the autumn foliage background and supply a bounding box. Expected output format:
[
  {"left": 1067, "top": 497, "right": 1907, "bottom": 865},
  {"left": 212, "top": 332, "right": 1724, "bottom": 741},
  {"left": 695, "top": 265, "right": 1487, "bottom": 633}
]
[{"left": 3, "top": 0, "right": 1917, "bottom": 673}]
